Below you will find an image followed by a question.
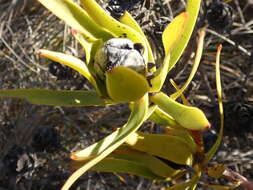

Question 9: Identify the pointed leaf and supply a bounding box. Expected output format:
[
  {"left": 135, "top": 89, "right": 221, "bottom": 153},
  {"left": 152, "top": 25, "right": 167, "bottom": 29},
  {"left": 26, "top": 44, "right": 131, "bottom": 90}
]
[
  {"left": 150, "top": 92, "right": 210, "bottom": 130},
  {"left": 0, "top": 89, "right": 105, "bottom": 106},
  {"left": 170, "top": 80, "right": 189, "bottom": 105},
  {"left": 37, "top": 0, "right": 112, "bottom": 40},
  {"left": 162, "top": 12, "right": 189, "bottom": 56},
  {"left": 71, "top": 157, "right": 166, "bottom": 180},
  {"left": 148, "top": 107, "right": 179, "bottom": 127},
  {"left": 71, "top": 103, "right": 155, "bottom": 161},
  {"left": 204, "top": 45, "right": 224, "bottom": 164},
  {"left": 164, "top": 126, "right": 196, "bottom": 152},
  {"left": 71, "top": 145, "right": 178, "bottom": 179},
  {"left": 166, "top": 181, "right": 194, "bottom": 190},
  {"left": 80, "top": 0, "right": 149, "bottom": 61},
  {"left": 92, "top": 158, "right": 166, "bottom": 180},
  {"left": 106, "top": 66, "right": 149, "bottom": 102},
  {"left": 165, "top": 174, "right": 200, "bottom": 190},
  {"left": 169, "top": 0, "right": 201, "bottom": 71},
  {"left": 125, "top": 132, "right": 194, "bottom": 165},
  {"left": 72, "top": 30, "right": 92, "bottom": 65},
  {"left": 72, "top": 30, "right": 102, "bottom": 65},
  {"left": 207, "top": 164, "right": 226, "bottom": 179},
  {"left": 149, "top": 54, "right": 170, "bottom": 92},
  {"left": 120, "top": 11, "right": 155, "bottom": 63},
  {"left": 170, "top": 28, "right": 205, "bottom": 100},
  {"left": 111, "top": 146, "right": 179, "bottom": 178},
  {"left": 71, "top": 128, "right": 122, "bottom": 161},
  {"left": 62, "top": 94, "right": 149, "bottom": 190},
  {"left": 38, "top": 49, "right": 98, "bottom": 91}
]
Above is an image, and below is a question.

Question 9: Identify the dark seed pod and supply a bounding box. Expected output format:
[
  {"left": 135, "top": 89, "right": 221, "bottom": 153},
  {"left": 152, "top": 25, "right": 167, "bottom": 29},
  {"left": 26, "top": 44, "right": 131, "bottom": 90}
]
[
  {"left": 133, "top": 43, "right": 144, "bottom": 55},
  {"left": 31, "top": 127, "right": 61, "bottom": 152},
  {"left": 206, "top": 0, "right": 233, "bottom": 33},
  {"left": 48, "top": 61, "right": 74, "bottom": 80},
  {"left": 2, "top": 145, "right": 34, "bottom": 176},
  {"left": 224, "top": 101, "right": 253, "bottom": 131},
  {"left": 106, "top": 0, "right": 144, "bottom": 19},
  {"left": 203, "top": 130, "right": 217, "bottom": 153},
  {"left": 94, "top": 38, "right": 146, "bottom": 80}
]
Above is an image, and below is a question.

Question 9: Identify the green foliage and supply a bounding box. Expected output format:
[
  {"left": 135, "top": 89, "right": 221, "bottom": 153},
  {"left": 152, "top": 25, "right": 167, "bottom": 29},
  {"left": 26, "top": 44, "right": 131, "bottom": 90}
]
[
  {"left": 106, "top": 66, "right": 149, "bottom": 102},
  {"left": 150, "top": 92, "right": 210, "bottom": 130},
  {"left": 63, "top": 94, "right": 149, "bottom": 190},
  {"left": 169, "top": 0, "right": 202, "bottom": 71},
  {"left": 162, "top": 12, "right": 189, "bottom": 56},
  {"left": 204, "top": 45, "right": 224, "bottom": 164},
  {"left": 71, "top": 145, "right": 178, "bottom": 179},
  {"left": 119, "top": 11, "right": 154, "bottom": 63},
  {"left": 125, "top": 132, "right": 194, "bottom": 165},
  {"left": 38, "top": 0, "right": 112, "bottom": 41},
  {"left": 0, "top": 0, "right": 232, "bottom": 190},
  {"left": 0, "top": 89, "right": 105, "bottom": 106}
]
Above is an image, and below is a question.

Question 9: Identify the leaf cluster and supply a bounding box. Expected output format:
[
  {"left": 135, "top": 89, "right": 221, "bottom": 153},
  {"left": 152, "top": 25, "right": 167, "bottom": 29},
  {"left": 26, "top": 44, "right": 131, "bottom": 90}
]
[{"left": 0, "top": 0, "right": 234, "bottom": 190}]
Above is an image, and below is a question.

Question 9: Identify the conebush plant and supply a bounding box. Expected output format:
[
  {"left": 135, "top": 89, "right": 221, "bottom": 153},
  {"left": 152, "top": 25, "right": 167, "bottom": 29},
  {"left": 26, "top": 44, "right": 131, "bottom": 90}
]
[{"left": 1, "top": 0, "right": 242, "bottom": 189}]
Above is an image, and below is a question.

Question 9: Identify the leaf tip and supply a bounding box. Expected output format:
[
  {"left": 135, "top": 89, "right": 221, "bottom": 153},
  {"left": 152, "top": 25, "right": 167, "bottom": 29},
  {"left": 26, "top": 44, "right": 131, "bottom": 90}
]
[
  {"left": 37, "top": 49, "right": 47, "bottom": 57},
  {"left": 182, "top": 11, "right": 189, "bottom": 19},
  {"left": 217, "top": 44, "right": 223, "bottom": 51},
  {"left": 71, "top": 29, "right": 80, "bottom": 35},
  {"left": 204, "top": 124, "right": 211, "bottom": 130},
  {"left": 70, "top": 153, "right": 79, "bottom": 160},
  {"left": 37, "top": 49, "right": 43, "bottom": 56}
]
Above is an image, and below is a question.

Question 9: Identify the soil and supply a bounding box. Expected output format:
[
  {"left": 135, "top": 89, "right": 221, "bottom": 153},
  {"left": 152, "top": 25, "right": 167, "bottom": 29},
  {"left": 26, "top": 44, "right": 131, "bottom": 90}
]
[{"left": 0, "top": 0, "right": 252, "bottom": 189}]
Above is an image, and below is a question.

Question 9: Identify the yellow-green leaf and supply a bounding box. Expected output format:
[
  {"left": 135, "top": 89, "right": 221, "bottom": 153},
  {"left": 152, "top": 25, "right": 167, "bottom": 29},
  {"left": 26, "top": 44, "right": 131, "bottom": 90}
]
[
  {"left": 170, "top": 28, "right": 206, "bottom": 100},
  {"left": 164, "top": 126, "right": 196, "bottom": 152},
  {"left": 204, "top": 45, "right": 224, "bottom": 164},
  {"left": 207, "top": 164, "right": 226, "bottom": 179},
  {"left": 162, "top": 12, "right": 189, "bottom": 56},
  {"left": 170, "top": 79, "right": 189, "bottom": 105},
  {"left": 149, "top": 54, "right": 170, "bottom": 92},
  {"left": 62, "top": 94, "right": 148, "bottom": 190},
  {"left": 80, "top": 0, "right": 149, "bottom": 61},
  {"left": 111, "top": 145, "right": 179, "bottom": 178},
  {"left": 71, "top": 103, "right": 155, "bottom": 161},
  {"left": 71, "top": 157, "right": 166, "bottom": 180},
  {"left": 120, "top": 11, "right": 155, "bottom": 63},
  {"left": 72, "top": 30, "right": 102, "bottom": 65},
  {"left": 169, "top": 0, "right": 201, "bottom": 71},
  {"left": 166, "top": 181, "right": 196, "bottom": 190},
  {"left": 71, "top": 145, "right": 179, "bottom": 179},
  {"left": 38, "top": 49, "right": 98, "bottom": 91},
  {"left": 0, "top": 89, "right": 105, "bottom": 106},
  {"left": 165, "top": 173, "right": 200, "bottom": 190},
  {"left": 150, "top": 92, "right": 210, "bottom": 130},
  {"left": 166, "top": 182, "right": 193, "bottom": 190},
  {"left": 105, "top": 66, "right": 149, "bottom": 102},
  {"left": 148, "top": 107, "right": 179, "bottom": 127},
  {"left": 37, "top": 0, "right": 112, "bottom": 41},
  {"left": 125, "top": 132, "right": 194, "bottom": 165}
]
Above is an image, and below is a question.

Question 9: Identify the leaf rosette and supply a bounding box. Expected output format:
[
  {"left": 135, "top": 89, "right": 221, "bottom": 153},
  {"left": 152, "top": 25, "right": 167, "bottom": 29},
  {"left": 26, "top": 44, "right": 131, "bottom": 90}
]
[{"left": 0, "top": 0, "right": 227, "bottom": 190}]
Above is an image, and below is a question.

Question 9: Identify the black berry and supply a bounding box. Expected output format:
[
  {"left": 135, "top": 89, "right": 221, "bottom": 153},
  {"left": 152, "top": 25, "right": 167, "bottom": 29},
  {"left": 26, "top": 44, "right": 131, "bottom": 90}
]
[
  {"left": 203, "top": 130, "right": 218, "bottom": 153},
  {"left": 48, "top": 61, "right": 73, "bottom": 80},
  {"left": 32, "top": 127, "right": 61, "bottom": 152},
  {"left": 106, "top": 0, "right": 144, "bottom": 19},
  {"left": 206, "top": 0, "right": 233, "bottom": 33}
]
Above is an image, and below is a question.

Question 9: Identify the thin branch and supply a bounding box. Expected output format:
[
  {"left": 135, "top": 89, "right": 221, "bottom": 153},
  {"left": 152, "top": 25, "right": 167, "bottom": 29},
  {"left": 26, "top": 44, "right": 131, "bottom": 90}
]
[
  {"left": 206, "top": 28, "right": 251, "bottom": 56},
  {"left": 223, "top": 169, "right": 253, "bottom": 190}
]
